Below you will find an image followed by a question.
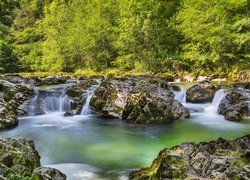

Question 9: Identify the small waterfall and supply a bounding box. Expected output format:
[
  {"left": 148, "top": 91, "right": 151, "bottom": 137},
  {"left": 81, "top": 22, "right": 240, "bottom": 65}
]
[
  {"left": 173, "top": 88, "right": 186, "bottom": 103},
  {"left": 204, "top": 89, "right": 227, "bottom": 114},
  {"left": 42, "top": 87, "right": 71, "bottom": 114},
  {"left": 28, "top": 87, "right": 71, "bottom": 115},
  {"left": 212, "top": 89, "right": 226, "bottom": 107},
  {"left": 28, "top": 88, "right": 39, "bottom": 116},
  {"left": 42, "top": 95, "right": 71, "bottom": 113},
  {"left": 81, "top": 85, "right": 98, "bottom": 115}
]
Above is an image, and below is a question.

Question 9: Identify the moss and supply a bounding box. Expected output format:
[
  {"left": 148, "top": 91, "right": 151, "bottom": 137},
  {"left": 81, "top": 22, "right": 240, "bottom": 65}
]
[
  {"left": 7, "top": 173, "right": 33, "bottom": 180},
  {"left": 66, "top": 88, "right": 82, "bottom": 97},
  {"left": 130, "top": 149, "right": 188, "bottom": 180},
  {"left": 3, "top": 93, "right": 12, "bottom": 102}
]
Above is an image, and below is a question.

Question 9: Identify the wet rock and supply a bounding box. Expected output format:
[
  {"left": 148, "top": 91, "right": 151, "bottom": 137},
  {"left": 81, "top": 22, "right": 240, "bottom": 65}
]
[
  {"left": 186, "top": 80, "right": 216, "bottom": 103},
  {"left": 0, "top": 138, "right": 40, "bottom": 177},
  {"left": 3, "top": 74, "right": 34, "bottom": 87},
  {"left": 91, "top": 78, "right": 189, "bottom": 124},
  {"left": 231, "top": 82, "right": 250, "bottom": 90},
  {"left": 171, "top": 85, "right": 181, "bottom": 92},
  {"left": 0, "top": 76, "right": 34, "bottom": 130},
  {"left": 66, "top": 79, "right": 99, "bottom": 114},
  {"left": 41, "top": 76, "right": 67, "bottom": 85},
  {"left": 0, "top": 101, "right": 18, "bottom": 130},
  {"left": 129, "top": 135, "right": 250, "bottom": 180},
  {"left": 64, "top": 109, "right": 78, "bottom": 116},
  {"left": 33, "top": 167, "right": 66, "bottom": 180},
  {"left": 0, "top": 138, "right": 66, "bottom": 179},
  {"left": 218, "top": 91, "right": 249, "bottom": 121}
]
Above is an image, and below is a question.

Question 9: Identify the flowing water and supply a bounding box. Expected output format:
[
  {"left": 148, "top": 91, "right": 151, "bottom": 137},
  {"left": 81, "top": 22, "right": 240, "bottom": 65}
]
[
  {"left": 81, "top": 85, "right": 99, "bottom": 115},
  {"left": 1, "top": 83, "right": 250, "bottom": 179}
]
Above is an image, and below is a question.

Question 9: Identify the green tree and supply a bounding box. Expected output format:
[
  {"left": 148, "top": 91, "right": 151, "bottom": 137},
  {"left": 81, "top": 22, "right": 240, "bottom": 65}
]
[{"left": 175, "top": 0, "right": 250, "bottom": 72}]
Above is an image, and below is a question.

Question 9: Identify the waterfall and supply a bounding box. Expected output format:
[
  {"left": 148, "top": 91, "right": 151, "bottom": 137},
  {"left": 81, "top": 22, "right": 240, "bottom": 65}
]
[
  {"left": 173, "top": 88, "right": 186, "bottom": 103},
  {"left": 212, "top": 89, "right": 226, "bottom": 107},
  {"left": 28, "top": 88, "right": 39, "bottom": 116},
  {"left": 81, "top": 85, "right": 98, "bottom": 115},
  {"left": 204, "top": 89, "right": 227, "bottom": 114},
  {"left": 28, "top": 87, "right": 71, "bottom": 115},
  {"left": 42, "top": 87, "right": 71, "bottom": 114},
  {"left": 42, "top": 95, "right": 71, "bottom": 113},
  {"left": 172, "top": 86, "right": 227, "bottom": 114}
]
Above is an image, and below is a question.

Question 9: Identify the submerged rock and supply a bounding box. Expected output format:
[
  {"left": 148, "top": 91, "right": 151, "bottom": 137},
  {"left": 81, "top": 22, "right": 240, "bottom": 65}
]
[
  {"left": 129, "top": 135, "right": 250, "bottom": 180},
  {"left": 186, "top": 80, "right": 216, "bottom": 103},
  {"left": 91, "top": 78, "right": 189, "bottom": 124},
  {"left": 218, "top": 91, "right": 249, "bottom": 121},
  {"left": 0, "top": 137, "right": 66, "bottom": 179}
]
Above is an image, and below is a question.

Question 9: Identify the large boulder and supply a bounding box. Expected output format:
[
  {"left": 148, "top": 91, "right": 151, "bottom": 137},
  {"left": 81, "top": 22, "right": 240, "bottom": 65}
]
[
  {"left": 91, "top": 78, "right": 189, "bottom": 124},
  {"left": 0, "top": 138, "right": 66, "bottom": 179},
  {"left": 186, "top": 80, "right": 216, "bottom": 103},
  {"left": 218, "top": 91, "right": 249, "bottom": 121},
  {"left": 129, "top": 135, "right": 250, "bottom": 180},
  {"left": 0, "top": 76, "right": 34, "bottom": 112},
  {"left": 0, "top": 77, "right": 34, "bottom": 130}
]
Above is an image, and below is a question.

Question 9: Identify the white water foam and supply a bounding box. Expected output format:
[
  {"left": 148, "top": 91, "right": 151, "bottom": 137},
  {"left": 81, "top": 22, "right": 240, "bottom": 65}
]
[{"left": 81, "top": 85, "right": 98, "bottom": 115}]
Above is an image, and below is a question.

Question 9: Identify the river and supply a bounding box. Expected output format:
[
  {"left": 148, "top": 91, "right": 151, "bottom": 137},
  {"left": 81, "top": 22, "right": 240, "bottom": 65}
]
[{"left": 0, "top": 83, "right": 249, "bottom": 179}]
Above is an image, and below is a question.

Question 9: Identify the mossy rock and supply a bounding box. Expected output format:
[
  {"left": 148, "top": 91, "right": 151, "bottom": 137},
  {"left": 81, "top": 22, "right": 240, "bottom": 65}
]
[
  {"left": 130, "top": 135, "right": 250, "bottom": 179},
  {"left": 0, "top": 138, "right": 66, "bottom": 179},
  {"left": 129, "top": 149, "right": 188, "bottom": 180}
]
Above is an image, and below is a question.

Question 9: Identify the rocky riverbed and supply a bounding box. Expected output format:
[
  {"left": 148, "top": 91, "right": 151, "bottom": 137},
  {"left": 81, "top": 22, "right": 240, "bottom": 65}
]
[{"left": 0, "top": 74, "right": 249, "bottom": 179}]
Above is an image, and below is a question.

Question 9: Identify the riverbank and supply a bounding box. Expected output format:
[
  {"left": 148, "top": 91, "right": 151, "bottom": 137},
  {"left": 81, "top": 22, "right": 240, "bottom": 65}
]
[{"left": 17, "top": 69, "right": 250, "bottom": 83}]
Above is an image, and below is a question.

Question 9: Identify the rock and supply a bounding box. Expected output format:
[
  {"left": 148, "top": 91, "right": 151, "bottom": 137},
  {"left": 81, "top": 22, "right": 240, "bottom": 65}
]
[
  {"left": 3, "top": 74, "right": 34, "bottom": 87},
  {"left": 0, "top": 138, "right": 40, "bottom": 178},
  {"left": 0, "top": 138, "right": 66, "bottom": 179},
  {"left": 183, "top": 75, "right": 195, "bottom": 82},
  {"left": 0, "top": 74, "right": 37, "bottom": 130},
  {"left": 64, "top": 109, "right": 78, "bottom": 116},
  {"left": 0, "top": 77, "right": 34, "bottom": 122},
  {"left": 0, "top": 76, "right": 35, "bottom": 130},
  {"left": 129, "top": 135, "right": 250, "bottom": 180},
  {"left": 33, "top": 167, "right": 66, "bottom": 180},
  {"left": 218, "top": 91, "right": 249, "bottom": 121},
  {"left": 231, "top": 82, "right": 250, "bottom": 90},
  {"left": 0, "top": 101, "right": 18, "bottom": 130},
  {"left": 66, "top": 79, "right": 99, "bottom": 114},
  {"left": 41, "top": 76, "right": 67, "bottom": 85},
  {"left": 186, "top": 80, "right": 216, "bottom": 103},
  {"left": 91, "top": 78, "right": 190, "bottom": 124},
  {"left": 171, "top": 85, "right": 181, "bottom": 92},
  {"left": 196, "top": 76, "right": 210, "bottom": 82}
]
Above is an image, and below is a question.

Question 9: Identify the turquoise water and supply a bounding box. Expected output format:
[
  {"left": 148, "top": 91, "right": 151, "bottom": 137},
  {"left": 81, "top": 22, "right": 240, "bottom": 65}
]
[{"left": 1, "top": 112, "right": 250, "bottom": 179}]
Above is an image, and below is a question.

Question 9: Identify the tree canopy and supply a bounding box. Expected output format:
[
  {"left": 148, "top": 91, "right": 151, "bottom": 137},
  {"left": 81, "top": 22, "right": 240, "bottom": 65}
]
[{"left": 0, "top": 0, "right": 249, "bottom": 74}]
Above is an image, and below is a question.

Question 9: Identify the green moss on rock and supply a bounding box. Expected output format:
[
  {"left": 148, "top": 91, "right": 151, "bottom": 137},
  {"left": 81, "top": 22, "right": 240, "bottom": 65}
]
[{"left": 129, "top": 135, "right": 250, "bottom": 179}]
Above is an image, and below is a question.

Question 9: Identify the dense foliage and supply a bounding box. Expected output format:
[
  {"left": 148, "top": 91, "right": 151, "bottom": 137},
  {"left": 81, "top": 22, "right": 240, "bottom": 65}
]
[{"left": 0, "top": 0, "right": 249, "bottom": 74}]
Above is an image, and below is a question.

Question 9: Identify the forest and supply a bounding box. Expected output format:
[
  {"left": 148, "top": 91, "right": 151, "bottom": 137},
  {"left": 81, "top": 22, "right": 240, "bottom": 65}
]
[{"left": 0, "top": 0, "right": 249, "bottom": 75}]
